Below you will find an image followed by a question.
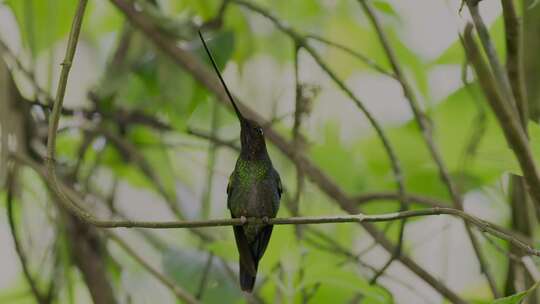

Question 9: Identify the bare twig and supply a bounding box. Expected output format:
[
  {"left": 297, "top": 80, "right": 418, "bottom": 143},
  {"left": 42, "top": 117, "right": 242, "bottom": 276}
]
[
  {"left": 6, "top": 168, "right": 48, "bottom": 304},
  {"left": 98, "top": 126, "right": 184, "bottom": 218},
  {"left": 465, "top": 0, "right": 517, "bottom": 115},
  {"left": 292, "top": 43, "right": 305, "bottom": 219},
  {"left": 501, "top": 0, "right": 528, "bottom": 126},
  {"left": 201, "top": 104, "right": 220, "bottom": 219},
  {"left": 201, "top": 0, "right": 231, "bottom": 30},
  {"left": 305, "top": 230, "right": 434, "bottom": 303},
  {"left": 462, "top": 25, "right": 540, "bottom": 206},
  {"left": 357, "top": 0, "right": 497, "bottom": 295},
  {"left": 195, "top": 253, "right": 214, "bottom": 300},
  {"left": 187, "top": 128, "right": 239, "bottom": 151},
  {"left": 0, "top": 39, "right": 53, "bottom": 104},
  {"left": 11, "top": 152, "right": 540, "bottom": 259},
  {"left": 305, "top": 34, "right": 394, "bottom": 78},
  {"left": 44, "top": 3, "right": 89, "bottom": 264}
]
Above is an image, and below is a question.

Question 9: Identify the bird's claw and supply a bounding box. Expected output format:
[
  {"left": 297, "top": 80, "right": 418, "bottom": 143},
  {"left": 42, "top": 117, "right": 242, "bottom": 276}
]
[
  {"left": 240, "top": 216, "right": 247, "bottom": 225},
  {"left": 262, "top": 216, "right": 270, "bottom": 224}
]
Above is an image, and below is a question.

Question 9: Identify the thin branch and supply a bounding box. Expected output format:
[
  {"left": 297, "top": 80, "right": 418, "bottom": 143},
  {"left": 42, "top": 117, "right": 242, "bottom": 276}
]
[
  {"left": 201, "top": 104, "right": 220, "bottom": 219},
  {"left": 6, "top": 168, "right": 48, "bottom": 304},
  {"left": 304, "top": 230, "right": 434, "bottom": 303},
  {"left": 290, "top": 46, "right": 309, "bottom": 301},
  {"left": 11, "top": 152, "right": 540, "bottom": 258},
  {"left": 357, "top": 0, "right": 498, "bottom": 295},
  {"left": 200, "top": 0, "right": 231, "bottom": 30},
  {"left": 108, "top": 1, "right": 463, "bottom": 302},
  {"left": 305, "top": 34, "right": 395, "bottom": 78},
  {"left": 462, "top": 25, "right": 540, "bottom": 206},
  {"left": 0, "top": 39, "right": 53, "bottom": 104},
  {"left": 501, "top": 0, "right": 528, "bottom": 127},
  {"left": 465, "top": 0, "right": 518, "bottom": 116},
  {"left": 97, "top": 126, "right": 184, "bottom": 217},
  {"left": 106, "top": 232, "right": 200, "bottom": 304},
  {"left": 195, "top": 253, "right": 214, "bottom": 300},
  {"left": 187, "top": 128, "right": 239, "bottom": 151},
  {"left": 292, "top": 43, "right": 305, "bottom": 219},
  {"left": 44, "top": 0, "right": 89, "bottom": 257}
]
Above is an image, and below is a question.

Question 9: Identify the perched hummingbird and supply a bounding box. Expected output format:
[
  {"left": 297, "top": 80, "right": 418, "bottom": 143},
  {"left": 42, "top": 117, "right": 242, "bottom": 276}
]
[{"left": 199, "top": 31, "right": 282, "bottom": 292}]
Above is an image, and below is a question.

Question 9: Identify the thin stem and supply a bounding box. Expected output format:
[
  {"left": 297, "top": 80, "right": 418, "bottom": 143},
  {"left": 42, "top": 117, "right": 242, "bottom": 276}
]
[
  {"left": 201, "top": 104, "right": 220, "bottom": 219},
  {"left": 305, "top": 34, "right": 395, "bottom": 78},
  {"left": 98, "top": 126, "right": 184, "bottom": 218},
  {"left": 358, "top": 0, "right": 498, "bottom": 295},
  {"left": 502, "top": 0, "right": 528, "bottom": 128},
  {"left": 462, "top": 25, "right": 540, "bottom": 207},
  {"left": 46, "top": 0, "right": 88, "bottom": 161},
  {"left": 466, "top": 0, "right": 518, "bottom": 117},
  {"left": 0, "top": 39, "right": 54, "bottom": 104},
  {"left": 292, "top": 43, "right": 305, "bottom": 219},
  {"left": 11, "top": 152, "right": 539, "bottom": 258},
  {"left": 44, "top": 0, "right": 89, "bottom": 250},
  {"left": 6, "top": 168, "right": 48, "bottom": 304},
  {"left": 195, "top": 253, "right": 214, "bottom": 300}
]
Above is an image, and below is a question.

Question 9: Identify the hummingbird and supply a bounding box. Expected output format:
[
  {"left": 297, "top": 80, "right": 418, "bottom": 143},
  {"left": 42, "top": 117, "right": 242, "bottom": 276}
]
[{"left": 198, "top": 31, "right": 282, "bottom": 292}]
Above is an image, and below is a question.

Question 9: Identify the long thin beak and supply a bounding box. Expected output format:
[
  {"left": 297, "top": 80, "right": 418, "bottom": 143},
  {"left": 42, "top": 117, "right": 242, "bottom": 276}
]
[{"left": 198, "top": 30, "right": 245, "bottom": 123}]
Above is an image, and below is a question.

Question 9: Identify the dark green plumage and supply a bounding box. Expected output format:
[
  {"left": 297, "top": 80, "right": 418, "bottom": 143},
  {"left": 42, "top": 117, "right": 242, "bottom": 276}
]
[{"left": 199, "top": 31, "right": 282, "bottom": 292}]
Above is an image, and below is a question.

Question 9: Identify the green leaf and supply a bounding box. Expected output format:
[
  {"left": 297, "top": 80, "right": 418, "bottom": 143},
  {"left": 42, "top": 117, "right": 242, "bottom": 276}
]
[
  {"left": 6, "top": 0, "right": 77, "bottom": 55},
  {"left": 162, "top": 248, "right": 242, "bottom": 303},
  {"left": 357, "top": 83, "right": 517, "bottom": 200},
  {"left": 129, "top": 127, "right": 178, "bottom": 200},
  {"left": 310, "top": 123, "right": 367, "bottom": 193},
  {"left": 322, "top": 14, "right": 391, "bottom": 78},
  {"left": 101, "top": 146, "right": 153, "bottom": 190},
  {"left": 300, "top": 245, "right": 393, "bottom": 303},
  {"left": 372, "top": 0, "right": 399, "bottom": 19},
  {"left": 224, "top": 6, "right": 255, "bottom": 66},
  {"left": 492, "top": 281, "right": 540, "bottom": 303}
]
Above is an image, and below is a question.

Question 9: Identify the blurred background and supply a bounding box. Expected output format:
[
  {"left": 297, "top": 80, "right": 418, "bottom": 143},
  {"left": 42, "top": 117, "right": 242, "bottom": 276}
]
[{"left": 1, "top": 0, "right": 539, "bottom": 303}]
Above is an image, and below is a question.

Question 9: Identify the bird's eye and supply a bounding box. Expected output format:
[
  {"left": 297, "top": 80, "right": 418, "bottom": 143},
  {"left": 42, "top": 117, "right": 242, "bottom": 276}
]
[{"left": 257, "top": 127, "right": 263, "bottom": 135}]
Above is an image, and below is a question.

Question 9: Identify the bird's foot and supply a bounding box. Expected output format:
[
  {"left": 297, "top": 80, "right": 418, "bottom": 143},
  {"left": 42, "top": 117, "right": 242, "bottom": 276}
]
[
  {"left": 240, "top": 216, "right": 247, "bottom": 225},
  {"left": 262, "top": 216, "right": 270, "bottom": 224}
]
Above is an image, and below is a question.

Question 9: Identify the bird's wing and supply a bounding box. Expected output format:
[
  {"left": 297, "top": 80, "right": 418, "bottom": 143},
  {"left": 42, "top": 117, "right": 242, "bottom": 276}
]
[
  {"left": 226, "top": 171, "right": 235, "bottom": 210},
  {"left": 276, "top": 172, "right": 283, "bottom": 199}
]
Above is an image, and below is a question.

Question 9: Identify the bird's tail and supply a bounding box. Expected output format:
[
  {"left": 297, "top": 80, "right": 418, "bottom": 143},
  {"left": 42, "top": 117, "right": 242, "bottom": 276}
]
[{"left": 239, "top": 262, "right": 258, "bottom": 292}]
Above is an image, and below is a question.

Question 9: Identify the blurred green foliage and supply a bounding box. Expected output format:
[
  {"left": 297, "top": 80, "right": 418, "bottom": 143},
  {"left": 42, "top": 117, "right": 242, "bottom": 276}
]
[{"left": 1, "top": 0, "right": 531, "bottom": 303}]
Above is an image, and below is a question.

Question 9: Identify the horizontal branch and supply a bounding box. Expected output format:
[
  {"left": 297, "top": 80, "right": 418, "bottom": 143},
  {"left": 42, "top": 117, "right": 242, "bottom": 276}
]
[{"left": 9, "top": 152, "right": 539, "bottom": 258}]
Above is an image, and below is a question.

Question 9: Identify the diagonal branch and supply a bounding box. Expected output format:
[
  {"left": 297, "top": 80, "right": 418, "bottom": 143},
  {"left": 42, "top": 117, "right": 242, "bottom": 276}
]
[
  {"left": 501, "top": 0, "right": 528, "bottom": 127},
  {"left": 304, "top": 34, "right": 395, "bottom": 78},
  {"left": 106, "top": 232, "right": 200, "bottom": 304},
  {"left": 12, "top": 152, "right": 538, "bottom": 258},
  {"left": 357, "top": 0, "right": 498, "bottom": 296},
  {"left": 6, "top": 168, "right": 48, "bottom": 304},
  {"left": 465, "top": 0, "right": 518, "bottom": 116},
  {"left": 462, "top": 24, "right": 540, "bottom": 206},
  {"left": 108, "top": 0, "right": 463, "bottom": 302}
]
